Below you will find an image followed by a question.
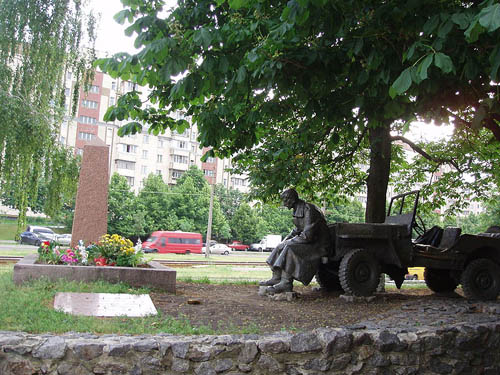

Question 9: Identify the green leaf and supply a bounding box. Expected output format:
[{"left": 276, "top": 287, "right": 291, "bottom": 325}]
[
  {"left": 389, "top": 68, "right": 412, "bottom": 98},
  {"left": 358, "top": 70, "right": 369, "bottom": 85},
  {"left": 464, "top": 20, "right": 483, "bottom": 43},
  {"left": 236, "top": 66, "right": 247, "bottom": 84},
  {"left": 118, "top": 122, "right": 142, "bottom": 136},
  {"left": 200, "top": 28, "right": 212, "bottom": 49},
  {"left": 403, "top": 43, "right": 416, "bottom": 62},
  {"left": 434, "top": 52, "right": 454, "bottom": 73},
  {"left": 478, "top": 4, "right": 500, "bottom": 32},
  {"left": 423, "top": 15, "right": 439, "bottom": 35},
  {"left": 451, "top": 12, "right": 471, "bottom": 30},
  {"left": 114, "top": 10, "right": 130, "bottom": 25},
  {"left": 353, "top": 38, "right": 363, "bottom": 55},
  {"left": 247, "top": 50, "right": 259, "bottom": 63},
  {"left": 281, "top": 6, "right": 291, "bottom": 21},
  {"left": 437, "top": 19, "right": 454, "bottom": 38},
  {"left": 228, "top": 0, "right": 246, "bottom": 10},
  {"left": 417, "top": 54, "right": 433, "bottom": 80},
  {"left": 489, "top": 46, "right": 500, "bottom": 80}
]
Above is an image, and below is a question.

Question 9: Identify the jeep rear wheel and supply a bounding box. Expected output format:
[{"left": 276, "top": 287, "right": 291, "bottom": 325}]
[
  {"left": 424, "top": 268, "right": 458, "bottom": 293},
  {"left": 339, "top": 249, "right": 380, "bottom": 296},
  {"left": 461, "top": 259, "right": 500, "bottom": 300},
  {"left": 316, "top": 261, "right": 342, "bottom": 291}
]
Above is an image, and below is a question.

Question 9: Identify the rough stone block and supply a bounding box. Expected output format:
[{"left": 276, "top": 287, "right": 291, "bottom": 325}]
[{"left": 71, "top": 144, "right": 109, "bottom": 247}]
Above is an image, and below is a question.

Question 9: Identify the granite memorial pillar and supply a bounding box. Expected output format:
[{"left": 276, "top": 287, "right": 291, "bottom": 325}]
[{"left": 71, "top": 143, "right": 109, "bottom": 247}]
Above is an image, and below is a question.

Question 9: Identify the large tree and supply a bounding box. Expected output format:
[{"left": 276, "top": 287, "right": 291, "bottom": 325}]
[
  {"left": 0, "top": 0, "right": 96, "bottom": 235},
  {"left": 108, "top": 173, "right": 146, "bottom": 239},
  {"left": 97, "top": 0, "right": 500, "bottom": 222}
]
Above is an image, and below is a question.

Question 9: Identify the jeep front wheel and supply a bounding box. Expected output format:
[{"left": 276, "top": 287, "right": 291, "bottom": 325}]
[
  {"left": 461, "top": 259, "right": 500, "bottom": 300},
  {"left": 339, "top": 249, "right": 380, "bottom": 296}
]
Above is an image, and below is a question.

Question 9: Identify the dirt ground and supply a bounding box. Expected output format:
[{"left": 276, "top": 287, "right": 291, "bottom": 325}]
[{"left": 150, "top": 282, "right": 440, "bottom": 334}]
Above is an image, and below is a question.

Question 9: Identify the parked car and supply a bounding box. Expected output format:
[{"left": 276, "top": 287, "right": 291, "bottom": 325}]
[
  {"left": 202, "top": 243, "right": 233, "bottom": 255},
  {"left": 142, "top": 231, "right": 203, "bottom": 254},
  {"left": 26, "top": 225, "right": 56, "bottom": 241},
  {"left": 55, "top": 234, "right": 72, "bottom": 246},
  {"left": 227, "top": 241, "right": 249, "bottom": 251},
  {"left": 19, "top": 231, "right": 49, "bottom": 246},
  {"left": 405, "top": 267, "right": 425, "bottom": 280}
]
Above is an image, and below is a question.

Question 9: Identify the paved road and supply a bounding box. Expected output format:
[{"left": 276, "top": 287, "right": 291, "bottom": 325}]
[{"left": 0, "top": 242, "right": 37, "bottom": 251}]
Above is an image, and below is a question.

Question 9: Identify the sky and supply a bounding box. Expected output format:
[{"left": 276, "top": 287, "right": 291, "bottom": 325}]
[
  {"left": 87, "top": 0, "right": 453, "bottom": 142},
  {"left": 88, "top": 0, "right": 139, "bottom": 55}
]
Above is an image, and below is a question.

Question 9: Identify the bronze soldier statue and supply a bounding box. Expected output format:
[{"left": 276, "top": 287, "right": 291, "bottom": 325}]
[{"left": 260, "top": 188, "right": 331, "bottom": 294}]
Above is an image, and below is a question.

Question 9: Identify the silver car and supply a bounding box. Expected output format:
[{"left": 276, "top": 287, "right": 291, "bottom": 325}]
[
  {"left": 55, "top": 234, "right": 72, "bottom": 246},
  {"left": 203, "top": 243, "right": 233, "bottom": 255}
]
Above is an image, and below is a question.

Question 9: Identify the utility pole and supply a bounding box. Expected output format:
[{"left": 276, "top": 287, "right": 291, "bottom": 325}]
[{"left": 205, "top": 184, "right": 214, "bottom": 258}]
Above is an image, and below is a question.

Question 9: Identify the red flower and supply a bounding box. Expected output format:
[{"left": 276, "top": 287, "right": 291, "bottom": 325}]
[
  {"left": 94, "top": 257, "right": 107, "bottom": 266},
  {"left": 42, "top": 241, "right": 50, "bottom": 247}
]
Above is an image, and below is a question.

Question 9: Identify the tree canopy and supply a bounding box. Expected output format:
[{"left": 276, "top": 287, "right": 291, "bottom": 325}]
[
  {"left": 97, "top": 0, "right": 500, "bottom": 221},
  {"left": 0, "top": 0, "right": 96, "bottom": 235}
]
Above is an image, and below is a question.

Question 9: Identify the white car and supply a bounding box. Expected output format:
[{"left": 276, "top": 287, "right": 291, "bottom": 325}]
[
  {"left": 202, "top": 243, "right": 233, "bottom": 255},
  {"left": 55, "top": 234, "right": 72, "bottom": 246}
]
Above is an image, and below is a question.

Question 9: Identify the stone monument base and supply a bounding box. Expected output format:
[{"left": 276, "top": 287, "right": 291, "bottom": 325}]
[{"left": 13, "top": 254, "right": 176, "bottom": 293}]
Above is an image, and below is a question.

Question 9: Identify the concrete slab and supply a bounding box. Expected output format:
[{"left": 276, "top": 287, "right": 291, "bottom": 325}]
[{"left": 54, "top": 292, "right": 157, "bottom": 317}]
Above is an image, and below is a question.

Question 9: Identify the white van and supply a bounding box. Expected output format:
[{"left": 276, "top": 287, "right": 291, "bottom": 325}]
[{"left": 26, "top": 225, "right": 56, "bottom": 241}]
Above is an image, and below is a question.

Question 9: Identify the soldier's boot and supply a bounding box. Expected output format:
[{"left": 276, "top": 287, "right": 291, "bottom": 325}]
[
  {"left": 259, "top": 269, "right": 282, "bottom": 286},
  {"left": 267, "top": 272, "right": 293, "bottom": 294}
]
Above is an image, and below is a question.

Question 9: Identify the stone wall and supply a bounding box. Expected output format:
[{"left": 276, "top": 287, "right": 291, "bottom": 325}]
[{"left": 1, "top": 321, "right": 499, "bottom": 374}]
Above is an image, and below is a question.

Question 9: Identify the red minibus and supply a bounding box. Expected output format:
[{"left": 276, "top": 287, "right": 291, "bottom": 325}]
[{"left": 142, "top": 231, "right": 203, "bottom": 254}]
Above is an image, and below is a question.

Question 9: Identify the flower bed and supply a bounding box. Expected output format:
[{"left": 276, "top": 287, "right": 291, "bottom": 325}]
[
  {"left": 13, "top": 234, "right": 176, "bottom": 292},
  {"left": 38, "top": 234, "right": 145, "bottom": 268}
]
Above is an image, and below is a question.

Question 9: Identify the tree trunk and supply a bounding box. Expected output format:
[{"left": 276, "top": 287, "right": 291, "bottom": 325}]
[{"left": 365, "top": 124, "right": 392, "bottom": 223}]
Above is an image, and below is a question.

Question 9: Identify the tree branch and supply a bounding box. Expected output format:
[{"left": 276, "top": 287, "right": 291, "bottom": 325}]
[{"left": 391, "top": 135, "right": 462, "bottom": 172}]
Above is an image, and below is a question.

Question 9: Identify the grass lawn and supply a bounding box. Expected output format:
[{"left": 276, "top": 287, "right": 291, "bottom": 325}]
[
  {"left": 0, "top": 263, "right": 428, "bottom": 335},
  {"left": 0, "top": 266, "right": 221, "bottom": 335},
  {"left": 0, "top": 222, "right": 17, "bottom": 241}
]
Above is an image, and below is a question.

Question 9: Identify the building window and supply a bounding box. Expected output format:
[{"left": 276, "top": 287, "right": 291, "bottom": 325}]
[
  {"left": 81, "top": 99, "right": 98, "bottom": 109},
  {"left": 173, "top": 129, "right": 188, "bottom": 137},
  {"left": 178, "top": 140, "right": 187, "bottom": 149},
  {"left": 158, "top": 139, "right": 164, "bottom": 148},
  {"left": 119, "top": 144, "right": 137, "bottom": 153},
  {"left": 205, "top": 156, "right": 215, "bottom": 163},
  {"left": 173, "top": 154, "right": 188, "bottom": 164},
  {"left": 60, "top": 136, "right": 66, "bottom": 144},
  {"left": 78, "top": 132, "right": 94, "bottom": 141},
  {"left": 89, "top": 85, "right": 99, "bottom": 94},
  {"left": 79, "top": 115, "right": 97, "bottom": 125},
  {"left": 204, "top": 169, "right": 215, "bottom": 177},
  {"left": 157, "top": 154, "right": 163, "bottom": 163},
  {"left": 64, "top": 87, "right": 70, "bottom": 97},
  {"left": 66, "top": 71, "right": 72, "bottom": 80},
  {"left": 156, "top": 169, "right": 162, "bottom": 176},
  {"left": 116, "top": 160, "right": 135, "bottom": 170},
  {"left": 76, "top": 148, "right": 83, "bottom": 156},
  {"left": 172, "top": 170, "right": 183, "bottom": 179},
  {"left": 143, "top": 135, "right": 149, "bottom": 144},
  {"left": 125, "top": 176, "right": 134, "bottom": 187},
  {"left": 231, "top": 177, "right": 246, "bottom": 186},
  {"left": 141, "top": 165, "right": 148, "bottom": 175},
  {"left": 111, "top": 81, "right": 117, "bottom": 90},
  {"left": 109, "top": 96, "right": 115, "bottom": 106},
  {"left": 142, "top": 150, "right": 148, "bottom": 159}
]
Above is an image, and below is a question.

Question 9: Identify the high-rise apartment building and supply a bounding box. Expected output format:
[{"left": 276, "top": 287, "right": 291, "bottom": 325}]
[{"left": 59, "top": 70, "right": 250, "bottom": 194}]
